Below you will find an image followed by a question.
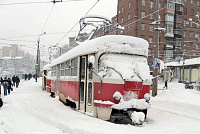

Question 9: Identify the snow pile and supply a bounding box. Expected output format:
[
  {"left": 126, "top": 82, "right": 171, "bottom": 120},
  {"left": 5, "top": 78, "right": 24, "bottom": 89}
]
[
  {"left": 130, "top": 111, "right": 145, "bottom": 125},
  {"left": 112, "top": 92, "right": 150, "bottom": 110},
  {"left": 98, "top": 54, "right": 151, "bottom": 81}
]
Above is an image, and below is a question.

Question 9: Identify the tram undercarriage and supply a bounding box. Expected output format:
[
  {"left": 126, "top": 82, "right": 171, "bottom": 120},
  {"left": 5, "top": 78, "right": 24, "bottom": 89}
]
[{"left": 109, "top": 108, "right": 147, "bottom": 125}]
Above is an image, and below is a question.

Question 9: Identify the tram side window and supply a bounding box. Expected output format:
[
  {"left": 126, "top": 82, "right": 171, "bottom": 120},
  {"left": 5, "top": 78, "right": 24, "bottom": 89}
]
[
  {"left": 61, "top": 63, "right": 65, "bottom": 76},
  {"left": 71, "top": 58, "right": 78, "bottom": 76},
  {"left": 52, "top": 66, "right": 56, "bottom": 77},
  {"left": 65, "top": 61, "right": 70, "bottom": 76},
  {"left": 88, "top": 82, "right": 92, "bottom": 105}
]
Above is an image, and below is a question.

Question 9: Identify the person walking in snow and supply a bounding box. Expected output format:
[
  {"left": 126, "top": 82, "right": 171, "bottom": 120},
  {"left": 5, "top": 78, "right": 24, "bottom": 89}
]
[
  {"left": 12, "top": 76, "right": 16, "bottom": 87},
  {"left": 7, "top": 78, "right": 13, "bottom": 94},
  {"left": 2, "top": 77, "right": 8, "bottom": 96},
  {"left": 163, "top": 80, "right": 168, "bottom": 89},
  {"left": 16, "top": 76, "right": 20, "bottom": 88}
]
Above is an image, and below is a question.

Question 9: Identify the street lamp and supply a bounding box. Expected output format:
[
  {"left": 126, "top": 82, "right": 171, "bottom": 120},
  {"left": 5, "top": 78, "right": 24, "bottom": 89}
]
[{"left": 35, "top": 32, "right": 46, "bottom": 82}]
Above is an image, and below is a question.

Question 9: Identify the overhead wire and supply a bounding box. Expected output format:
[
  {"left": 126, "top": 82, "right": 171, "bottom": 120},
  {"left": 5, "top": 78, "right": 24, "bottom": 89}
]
[
  {"left": 0, "top": 0, "right": 86, "bottom": 6},
  {"left": 40, "top": 4, "right": 55, "bottom": 34}
]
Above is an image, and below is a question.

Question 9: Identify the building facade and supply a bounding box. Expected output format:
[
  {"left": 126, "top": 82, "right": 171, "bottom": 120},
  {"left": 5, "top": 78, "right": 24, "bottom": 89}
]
[{"left": 117, "top": 0, "right": 200, "bottom": 64}]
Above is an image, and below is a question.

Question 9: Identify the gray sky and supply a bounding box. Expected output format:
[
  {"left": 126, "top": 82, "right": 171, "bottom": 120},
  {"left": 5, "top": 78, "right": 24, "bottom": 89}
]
[{"left": 0, "top": 0, "right": 117, "bottom": 61}]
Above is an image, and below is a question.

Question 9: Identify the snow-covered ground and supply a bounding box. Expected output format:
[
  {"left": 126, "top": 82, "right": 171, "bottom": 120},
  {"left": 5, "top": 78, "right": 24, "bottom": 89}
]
[{"left": 0, "top": 78, "right": 200, "bottom": 134}]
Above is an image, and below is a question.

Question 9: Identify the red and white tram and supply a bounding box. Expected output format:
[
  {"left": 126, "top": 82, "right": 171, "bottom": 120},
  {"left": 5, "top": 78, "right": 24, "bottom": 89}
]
[{"left": 43, "top": 35, "right": 152, "bottom": 125}]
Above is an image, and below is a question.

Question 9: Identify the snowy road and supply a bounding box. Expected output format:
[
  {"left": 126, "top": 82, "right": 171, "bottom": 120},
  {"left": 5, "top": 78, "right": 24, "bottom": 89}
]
[{"left": 0, "top": 79, "right": 200, "bottom": 134}]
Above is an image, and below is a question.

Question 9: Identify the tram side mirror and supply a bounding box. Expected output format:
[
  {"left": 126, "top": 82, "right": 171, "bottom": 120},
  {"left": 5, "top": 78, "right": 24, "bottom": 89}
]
[{"left": 88, "top": 56, "right": 95, "bottom": 71}]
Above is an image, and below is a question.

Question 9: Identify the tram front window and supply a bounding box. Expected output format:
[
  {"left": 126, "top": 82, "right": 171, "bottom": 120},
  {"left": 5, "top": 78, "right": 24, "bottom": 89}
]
[{"left": 98, "top": 54, "right": 151, "bottom": 81}]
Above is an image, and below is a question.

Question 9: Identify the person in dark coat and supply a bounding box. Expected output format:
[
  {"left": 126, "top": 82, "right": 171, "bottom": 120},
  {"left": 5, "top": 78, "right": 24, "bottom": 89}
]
[
  {"left": 2, "top": 77, "right": 8, "bottom": 96},
  {"left": 163, "top": 80, "right": 168, "bottom": 89},
  {"left": 12, "top": 76, "right": 16, "bottom": 87},
  {"left": 1, "top": 77, "right": 3, "bottom": 84},
  {"left": 16, "top": 76, "right": 20, "bottom": 88},
  {"left": 7, "top": 78, "right": 13, "bottom": 94},
  {"left": 0, "top": 97, "right": 3, "bottom": 107}
]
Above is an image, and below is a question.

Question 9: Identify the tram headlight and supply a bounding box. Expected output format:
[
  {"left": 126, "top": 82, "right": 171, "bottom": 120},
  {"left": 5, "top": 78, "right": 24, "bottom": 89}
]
[
  {"left": 113, "top": 91, "right": 123, "bottom": 101},
  {"left": 144, "top": 93, "right": 150, "bottom": 102}
]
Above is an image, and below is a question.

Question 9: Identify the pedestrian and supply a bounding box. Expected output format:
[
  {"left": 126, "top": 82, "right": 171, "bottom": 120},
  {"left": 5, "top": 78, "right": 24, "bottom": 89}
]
[
  {"left": 0, "top": 97, "right": 3, "bottom": 107},
  {"left": 163, "top": 80, "right": 168, "bottom": 89},
  {"left": 1, "top": 77, "right": 3, "bottom": 84},
  {"left": 7, "top": 78, "right": 13, "bottom": 94},
  {"left": 12, "top": 76, "right": 16, "bottom": 87},
  {"left": 16, "top": 76, "right": 20, "bottom": 88},
  {"left": 2, "top": 77, "right": 8, "bottom": 96},
  {"left": 25, "top": 74, "right": 28, "bottom": 81}
]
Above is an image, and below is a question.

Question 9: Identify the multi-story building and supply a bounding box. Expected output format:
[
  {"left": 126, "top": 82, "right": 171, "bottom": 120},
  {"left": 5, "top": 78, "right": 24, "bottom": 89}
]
[
  {"left": 116, "top": 0, "right": 200, "bottom": 64},
  {"left": 0, "top": 44, "right": 24, "bottom": 58}
]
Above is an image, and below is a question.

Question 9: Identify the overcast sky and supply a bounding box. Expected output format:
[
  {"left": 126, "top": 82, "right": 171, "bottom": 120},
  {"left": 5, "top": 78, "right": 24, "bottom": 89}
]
[{"left": 0, "top": 0, "right": 117, "bottom": 61}]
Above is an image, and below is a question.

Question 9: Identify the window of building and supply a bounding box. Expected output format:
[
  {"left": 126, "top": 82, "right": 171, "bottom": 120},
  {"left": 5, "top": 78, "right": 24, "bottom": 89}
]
[
  {"left": 150, "top": 13, "right": 154, "bottom": 19},
  {"left": 149, "top": 36, "right": 153, "bottom": 43},
  {"left": 150, "top": 1, "right": 154, "bottom": 9},
  {"left": 128, "top": 2, "right": 131, "bottom": 8},
  {"left": 190, "top": 21, "right": 193, "bottom": 27},
  {"left": 166, "top": 1, "right": 175, "bottom": 10},
  {"left": 198, "top": 0, "right": 200, "bottom": 6},
  {"left": 190, "top": 31, "right": 193, "bottom": 37},
  {"left": 122, "top": 6, "right": 124, "bottom": 13},
  {"left": 196, "top": 43, "right": 199, "bottom": 50},
  {"left": 142, "top": 0, "right": 146, "bottom": 6},
  {"left": 128, "top": 25, "right": 130, "bottom": 32},
  {"left": 141, "top": 23, "right": 145, "bottom": 30},
  {"left": 183, "top": 31, "right": 186, "bottom": 38},
  {"left": 165, "top": 13, "right": 174, "bottom": 22},
  {"left": 141, "top": 11, "right": 145, "bottom": 18},
  {"left": 176, "top": 15, "right": 182, "bottom": 23},
  {"left": 197, "top": 10, "right": 200, "bottom": 16},
  {"left": 190, "top": 9, "right": 194, "bottom": 16},
  {"left": 121, "top": 17, "right": 124, "bottom": 24},
  {"left": 149, "top": 24, "right": 153, "bottom": 32},
  {"left": 191, "top": 0, "right": 193, "bottom": 4},
  {"left": 140, "top": 35, "right": 145, "bottom": 39},
  {"left": 183, "top": 8, "right": 187, "bottom": 15},
  {"left": 159, "top": 2, "right": 162, "bottom": 9},
  {"left": 166, "top": 24, "right": 173, "bottom": 34},
  {"left": 183, "top": 19, "right": 189, "bottom": 26},
  {"left": 184, "top": 0, "right": 187, "bottom": 3},
  {"left": 128, "top": 13, "right": 131, "bottom": 20}
]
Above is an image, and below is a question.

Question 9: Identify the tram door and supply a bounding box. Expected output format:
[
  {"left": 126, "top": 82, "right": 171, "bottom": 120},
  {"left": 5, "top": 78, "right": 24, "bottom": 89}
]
[
  {"left": 56, "top": 64, "right": 60, "bottom": 94},
  {"left": 79, "top": 55, "right": 94, "bottom": 114}
]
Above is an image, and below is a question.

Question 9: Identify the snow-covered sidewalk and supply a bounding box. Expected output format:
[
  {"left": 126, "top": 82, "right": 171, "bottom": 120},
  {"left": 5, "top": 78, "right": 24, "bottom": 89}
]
[{"left": 0, "top": 79, "right": 200, "bottom": 134}]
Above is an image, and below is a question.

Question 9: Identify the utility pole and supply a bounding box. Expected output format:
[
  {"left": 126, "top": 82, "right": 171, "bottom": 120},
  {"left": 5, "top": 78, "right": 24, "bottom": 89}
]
[
  {"left": 35, "top": 32, "right": 46, "bottom": 82},
  {"left": 152, "top": 0, "right": 159, "bottom": 97}
]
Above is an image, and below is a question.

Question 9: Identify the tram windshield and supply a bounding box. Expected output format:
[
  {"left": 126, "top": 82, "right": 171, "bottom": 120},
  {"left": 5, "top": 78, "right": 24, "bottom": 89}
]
[{"left": 98, "top": 53, "right": 151, "bottom": 81}]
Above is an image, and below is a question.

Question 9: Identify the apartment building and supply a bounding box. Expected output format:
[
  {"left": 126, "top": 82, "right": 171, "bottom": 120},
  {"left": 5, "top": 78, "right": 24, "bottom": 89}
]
[{"left": 117, "top": 0, "right": 200, "bottom": 63}]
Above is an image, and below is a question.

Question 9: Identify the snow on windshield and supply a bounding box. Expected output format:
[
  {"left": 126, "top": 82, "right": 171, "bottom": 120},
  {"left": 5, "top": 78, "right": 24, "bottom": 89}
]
[{"left": 98, "top": 54, "right": 151, "bottom": 81}]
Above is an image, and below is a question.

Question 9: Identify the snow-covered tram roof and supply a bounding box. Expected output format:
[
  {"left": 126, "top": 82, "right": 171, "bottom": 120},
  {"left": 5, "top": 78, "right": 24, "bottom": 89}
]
[
  {"left": 51, "top": 35, "right": 149, "bottom": 66},
  {"left": 42, "top": 64, "right": 51, "bottom": 71}
]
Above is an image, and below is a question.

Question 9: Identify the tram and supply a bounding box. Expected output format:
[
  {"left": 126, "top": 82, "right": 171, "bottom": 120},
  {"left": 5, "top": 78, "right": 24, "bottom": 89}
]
[{"left": 42, "top": 35, "right": 152, "bottom": 125}]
